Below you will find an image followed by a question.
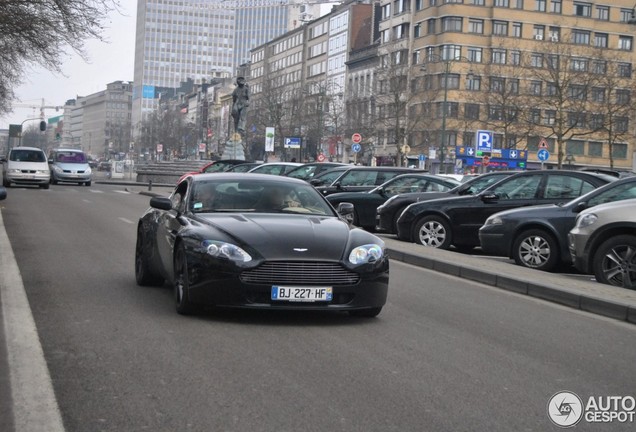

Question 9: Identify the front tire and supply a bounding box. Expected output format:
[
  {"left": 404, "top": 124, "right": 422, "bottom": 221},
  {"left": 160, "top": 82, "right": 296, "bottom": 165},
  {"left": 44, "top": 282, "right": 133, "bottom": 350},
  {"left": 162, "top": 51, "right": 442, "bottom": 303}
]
[
  {"left": 174, "top": 242, "right": 198, "bottom": 314},
  {"left": 413, "top": 215, "right": 452, "bottom": 249},
  {"left": 85, "top": 180, "right": 92, "bottom": 187},
  {"left": 512, "top": 229, "right": 559, "bottom": 271},
  {"left": 40, "top": 183, "right": 50, "bottom": 189},
  {"left": 593, "top": 235, "right": 636, "bottom": 289},
  {"left": 135, "top": 226, "right": 164, "bottom": 286}
]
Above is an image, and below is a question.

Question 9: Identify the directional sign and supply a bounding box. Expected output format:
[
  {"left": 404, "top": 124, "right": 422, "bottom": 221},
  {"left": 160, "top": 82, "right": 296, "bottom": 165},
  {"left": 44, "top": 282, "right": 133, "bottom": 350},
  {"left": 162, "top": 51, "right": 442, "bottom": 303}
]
[
  {"left": 476, "top": 130, "right": 493, "bottom": 153},
  {"left": 352, "top": 133, "right": 362, "bottom": 144},
  {"left": 284, "top": 137, "right": 301, "bottom": 148},
  {"left": 537, "top": 149, "right": 550, "bottom": 161},
  {"left": 351, "top": 143, "right": 362, "bottom": 153},
  {"left": 509, "top": 150, "right": 518, "bottom": 159},
  {"left": 419, "top": 154, "right": 426, "bottom": 161},
  {"left": 467, "top": 147, "right": 475, "bottom": 156}
]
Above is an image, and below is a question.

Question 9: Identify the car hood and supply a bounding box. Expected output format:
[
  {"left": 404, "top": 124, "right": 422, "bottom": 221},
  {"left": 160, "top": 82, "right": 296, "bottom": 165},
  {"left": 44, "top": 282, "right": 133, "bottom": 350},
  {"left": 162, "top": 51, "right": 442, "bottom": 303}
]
[
  {"left": 197, "top": 213, "right": 352, "bottom": 260},
  {"left": 53, "top": 162, "right": 90, "bottom": 170}
]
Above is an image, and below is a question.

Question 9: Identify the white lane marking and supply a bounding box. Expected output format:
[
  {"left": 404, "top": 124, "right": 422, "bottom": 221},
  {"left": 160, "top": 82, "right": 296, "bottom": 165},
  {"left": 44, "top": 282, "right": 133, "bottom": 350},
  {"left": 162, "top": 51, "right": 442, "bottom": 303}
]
[
  {"left": 114, "top": 190, "right": 130, "bottom": 194},
  {"left": 89, "top": 189, "right": 104, "bottom": 194},
  {"left": 82, "top": 199, "right": 92, "bottom": 203},
  {"left": 0, "top": 212, "right": 66, "bottom": 431},
  {"left": 119, "top": 217, "right": 135, "bottom": 224}
]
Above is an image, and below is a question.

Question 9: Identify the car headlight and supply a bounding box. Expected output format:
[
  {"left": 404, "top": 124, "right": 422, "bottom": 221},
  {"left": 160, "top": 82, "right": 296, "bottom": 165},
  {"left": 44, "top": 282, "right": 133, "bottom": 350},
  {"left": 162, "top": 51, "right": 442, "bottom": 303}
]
[
  {"left": 576, "top": 213, "right": 598, "bottom": 229},
  {"left": 9, "top": 169, "right": 21, "bottom": 173},
  {"left": 202, "top": 240, "right": 252, "bottom": 262},
  {"left": 53, "top": 166, "right": 63, "bottom": 173},
  {"left": 37, "top": 170, "right": 49, "bottom": 174},
  {"left": 85, "top": 167, "right": 92, "bottom": 174},
  {"left": 349, "top": 244, "right": 384, "bottom": 264},
  {"left": 484, "top": 215, "right": 503, "bottom": 226}
]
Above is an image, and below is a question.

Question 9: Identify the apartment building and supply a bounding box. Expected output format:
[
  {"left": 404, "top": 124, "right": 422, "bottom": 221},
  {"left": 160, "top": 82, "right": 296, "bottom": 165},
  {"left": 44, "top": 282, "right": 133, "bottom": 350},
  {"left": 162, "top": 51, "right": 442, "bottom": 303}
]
[{"left": 378, "top": 0, "right": 636, "bottom": 172}]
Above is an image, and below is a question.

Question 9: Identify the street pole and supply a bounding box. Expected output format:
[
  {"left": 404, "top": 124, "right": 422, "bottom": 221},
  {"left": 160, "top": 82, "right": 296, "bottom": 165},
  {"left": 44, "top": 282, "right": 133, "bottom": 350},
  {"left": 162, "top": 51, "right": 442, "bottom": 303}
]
[{"left": 440, "top": 61, "right": 450, "bottom": 174}]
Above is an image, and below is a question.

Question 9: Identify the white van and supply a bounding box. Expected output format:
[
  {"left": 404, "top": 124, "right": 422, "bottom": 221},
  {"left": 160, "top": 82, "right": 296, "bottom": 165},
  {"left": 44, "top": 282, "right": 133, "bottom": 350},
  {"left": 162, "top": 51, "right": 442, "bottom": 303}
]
[{"left": 1, "top": 146, "right": 50, "bottom": 189}]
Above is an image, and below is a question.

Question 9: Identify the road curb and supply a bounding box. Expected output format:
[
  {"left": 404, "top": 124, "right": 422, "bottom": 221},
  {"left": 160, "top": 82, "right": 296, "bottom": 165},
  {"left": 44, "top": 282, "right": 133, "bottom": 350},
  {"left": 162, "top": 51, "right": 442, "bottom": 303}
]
[{"left": 387, "top": 247, "right": 636, "bottom": 325}]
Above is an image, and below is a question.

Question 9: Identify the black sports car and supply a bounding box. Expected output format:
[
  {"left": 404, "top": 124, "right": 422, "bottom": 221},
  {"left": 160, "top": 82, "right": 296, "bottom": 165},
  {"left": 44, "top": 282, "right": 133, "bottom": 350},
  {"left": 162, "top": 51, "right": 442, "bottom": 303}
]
[{"left": 135, "top": 173, "right": 389, "bottom": 317}]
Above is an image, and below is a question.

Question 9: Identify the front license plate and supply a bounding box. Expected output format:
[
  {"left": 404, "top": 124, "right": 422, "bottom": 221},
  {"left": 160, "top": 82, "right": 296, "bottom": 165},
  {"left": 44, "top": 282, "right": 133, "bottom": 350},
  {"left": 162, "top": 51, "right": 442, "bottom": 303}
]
[{"left": 271, "top": 286, "right": 333, "bottom": 302}]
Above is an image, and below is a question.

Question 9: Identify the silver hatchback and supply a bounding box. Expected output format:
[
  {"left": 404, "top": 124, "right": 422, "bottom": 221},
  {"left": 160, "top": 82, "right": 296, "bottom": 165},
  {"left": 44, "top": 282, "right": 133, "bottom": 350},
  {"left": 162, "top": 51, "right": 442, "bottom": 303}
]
[{"left": 48, "top": 149, "right": 93, "bottom": 186}]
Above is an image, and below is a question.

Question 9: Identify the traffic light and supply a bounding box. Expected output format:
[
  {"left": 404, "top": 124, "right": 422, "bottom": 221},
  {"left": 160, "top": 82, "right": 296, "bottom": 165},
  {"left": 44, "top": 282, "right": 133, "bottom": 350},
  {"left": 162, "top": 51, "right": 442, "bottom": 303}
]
[{"left": 39, "top": 120, "right": 46, "bottom": 132}]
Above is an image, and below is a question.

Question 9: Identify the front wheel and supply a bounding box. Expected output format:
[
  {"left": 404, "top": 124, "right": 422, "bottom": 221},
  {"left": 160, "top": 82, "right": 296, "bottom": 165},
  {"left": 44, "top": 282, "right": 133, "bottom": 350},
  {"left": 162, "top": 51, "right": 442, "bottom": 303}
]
[
  {"left": 512, "top": 229, "right": 559, "bottom": 271},
  {"left": 135, "top": 226, "right": 164, "bottom": 286},
  {"left": 174, "top": 243, "right": 198, "bottom": 314},
  {"left": 84, "top": 181, "right": 92, "bottom": 187},
  {"left": 413, "top": 215, "right": 452, "bottom": 249},
  {"left": 40, "top": 183, "right": 50, "bottom": 189},
  {"left": 593, "top": 235, "right": 636, "bottom": 289}
]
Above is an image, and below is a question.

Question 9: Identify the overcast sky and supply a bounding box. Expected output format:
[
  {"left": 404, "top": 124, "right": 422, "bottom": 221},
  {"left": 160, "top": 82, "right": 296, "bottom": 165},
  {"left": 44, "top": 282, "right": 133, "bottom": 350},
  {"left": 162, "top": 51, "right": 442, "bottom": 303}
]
[{"left": 0, "top": 0, "right": 138, "bottom": 130}]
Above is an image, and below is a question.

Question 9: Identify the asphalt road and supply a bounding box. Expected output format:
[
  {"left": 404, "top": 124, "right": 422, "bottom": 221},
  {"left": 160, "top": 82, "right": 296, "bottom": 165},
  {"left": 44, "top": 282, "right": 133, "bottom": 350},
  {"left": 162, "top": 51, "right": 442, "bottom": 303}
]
[{"left": 1, "top": 183, "right": 635, "bottom": 431}]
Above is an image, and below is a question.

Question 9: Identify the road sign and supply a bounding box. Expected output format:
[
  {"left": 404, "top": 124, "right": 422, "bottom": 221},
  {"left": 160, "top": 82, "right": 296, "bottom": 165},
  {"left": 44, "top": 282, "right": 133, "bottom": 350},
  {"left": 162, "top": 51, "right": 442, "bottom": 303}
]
[
  {"left": 539, "top": 138, "right": 549, "bottom": 149},
  {"left": 419, "top": 154, "right": 425, "bottom": 161},
  {"left": 482, "top": 156, "right": 490, "bottom": 166},
  {"left": 317, "top": 154, "right": 326, "bottom": 162},
  {"left": 284, "top": 137, "right": 301, "bottom": 148},
  {"left": 537, "top": 149, "right": 550, "bottom": 161},
  {"left": 352, "top": 133, "right": 362, "bottom": 143},
  {"left": 351, "top": 143, "right": 362, "bottom": 153},
  {"left": 476, "top": 130, "right": 493, "bottom": 153}
]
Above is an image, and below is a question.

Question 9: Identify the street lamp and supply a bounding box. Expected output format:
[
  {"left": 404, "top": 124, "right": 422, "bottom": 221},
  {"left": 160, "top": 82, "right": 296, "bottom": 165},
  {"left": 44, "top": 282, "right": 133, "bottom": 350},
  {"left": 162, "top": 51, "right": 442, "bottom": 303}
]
[{"left": 421, "top": 54, "right": 473, "bottom": 174}]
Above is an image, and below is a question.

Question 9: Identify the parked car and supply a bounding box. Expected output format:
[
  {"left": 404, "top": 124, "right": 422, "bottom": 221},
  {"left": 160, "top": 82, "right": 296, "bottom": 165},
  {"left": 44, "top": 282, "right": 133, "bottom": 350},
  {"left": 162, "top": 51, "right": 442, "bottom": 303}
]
[
  {"left": 479, "top": 176, "right": 636, "bottom": 272},
  {"left": 97, "top": 160, "right": 111, "bottom": 172},
  {"left": 326, "top": 173, "right": 459, "bottom": 231},
  {"left": 247, "top": 162, "right": 302, "bottom": 175},
  {"left": 226, "top": 162, "right": 261, "bottom": 173},
  {"left": 568, "top": 199, "right": 636, "bottom": 289},
  {"left": 177, "top": 159, "right": 253, "bottom": 183},
  {"left": 1, "top": 146, "right": 50, "bottom": 189},
  {"left": 135, "top": 173, "right": 389, "bottom": 317},
  {"left": 285, "top": 162, "right": 348, "bottom": 181},
  {"left": 311, "top": 166, "right": 426, "bottom": 196},
  {"left": 396, "top": 170, "right": 616, "bottom": 251},
  {"left": 376, "top": 171, "right": 515, "bottom": 234},
  {"left": 48, "top": 148, "right": 93, "bottom": 186}
]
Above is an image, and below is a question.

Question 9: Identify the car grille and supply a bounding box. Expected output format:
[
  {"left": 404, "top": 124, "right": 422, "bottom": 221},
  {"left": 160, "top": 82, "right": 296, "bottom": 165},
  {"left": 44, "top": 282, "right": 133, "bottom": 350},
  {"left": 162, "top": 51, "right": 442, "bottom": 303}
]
[
  {"left": 20, "top": 170, "right": 37, "bottom": 173},
  {"left": 240, "top": 261, "right": 360, "bottom": 286},
  {"left": 63, "top": 170, "right": 86, "bottom": 173}
]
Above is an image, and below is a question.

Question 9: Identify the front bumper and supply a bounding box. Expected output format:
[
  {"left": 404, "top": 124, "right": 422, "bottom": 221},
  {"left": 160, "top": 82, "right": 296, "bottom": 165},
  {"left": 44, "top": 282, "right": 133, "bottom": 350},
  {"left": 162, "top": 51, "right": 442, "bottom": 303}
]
[
  {"left": 478, "top": 229, "right": 509, "bottom": 256},
  {"left": 568, "top": 231, "right": 591, "bottom": 274},
  {"left": 52, "top": 171, "right": 92, "bottom": 183},
  {"left": 375, "top": 210, "right": 394, "bottom": 233},
  {"left": 6, "top": 171, "right": 50, "bottom": 185}
]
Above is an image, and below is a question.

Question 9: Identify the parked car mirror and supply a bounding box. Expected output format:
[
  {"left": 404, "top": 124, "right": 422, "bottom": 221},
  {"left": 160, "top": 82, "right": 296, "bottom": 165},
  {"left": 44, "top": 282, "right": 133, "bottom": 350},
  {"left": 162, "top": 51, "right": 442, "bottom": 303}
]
[
  {"left": 309, "top": 178, "right": 323, "bottom": 186},
  {"left": 573, "top": 201, "right": 588, "bottom": 213},
  {"left": 0, "top": 186, "right": 6, "bottom": 200},
  {"left": 150, "top": 196, "right": 173, "bottom": 211},
  {"left": 481, "top": 193, "right": 499, "bottom": 203},
  {"left": 334, "top": 181, "right": 343, "bottom": 190},
  {"left": 336, "top": 202, "right": 354, "bottom": 217}
]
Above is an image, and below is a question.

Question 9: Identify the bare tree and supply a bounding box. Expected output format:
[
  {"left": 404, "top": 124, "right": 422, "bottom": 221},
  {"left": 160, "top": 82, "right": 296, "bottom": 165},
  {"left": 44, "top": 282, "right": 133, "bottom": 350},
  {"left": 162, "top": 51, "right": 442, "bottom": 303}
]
[
  {"left": 522, "top": 35, "right": 604, "bottom": 169},
  {"left": 0, "top": 1, "right": 120, "bottom": 115}
]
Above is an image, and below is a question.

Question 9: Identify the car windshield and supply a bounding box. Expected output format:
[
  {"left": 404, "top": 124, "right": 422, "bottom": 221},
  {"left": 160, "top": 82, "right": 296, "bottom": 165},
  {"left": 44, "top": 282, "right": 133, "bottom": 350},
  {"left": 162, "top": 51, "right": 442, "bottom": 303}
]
[
  {"left": 286, "top": 165, "right": 318, "bottom": 179},
  {"left": 190, "top": 179, "right": 336, "bottom": 216},
  {"left": 10, "top": 149, "right": 46, "bottom": 162},
  {"left": 313, "top": 168, "right": 348, "bottom": 185},
  {"left": 55, "top": 151, "right": 86, "bottom": 163}
]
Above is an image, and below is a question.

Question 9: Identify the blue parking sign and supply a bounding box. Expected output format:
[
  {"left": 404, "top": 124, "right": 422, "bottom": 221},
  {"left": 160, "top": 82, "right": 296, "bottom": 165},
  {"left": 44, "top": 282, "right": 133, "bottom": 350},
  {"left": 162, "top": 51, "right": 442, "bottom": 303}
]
[{"left": 476, "top": 130, "right": 493, "bottom": 153}]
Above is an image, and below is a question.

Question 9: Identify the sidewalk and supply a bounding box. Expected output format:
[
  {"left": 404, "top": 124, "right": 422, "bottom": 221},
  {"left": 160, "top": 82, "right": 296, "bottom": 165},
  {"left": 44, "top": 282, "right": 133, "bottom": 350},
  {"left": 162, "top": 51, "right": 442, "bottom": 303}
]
[{"left": 381, "top": 235, "right": 636, "bottom": 324}]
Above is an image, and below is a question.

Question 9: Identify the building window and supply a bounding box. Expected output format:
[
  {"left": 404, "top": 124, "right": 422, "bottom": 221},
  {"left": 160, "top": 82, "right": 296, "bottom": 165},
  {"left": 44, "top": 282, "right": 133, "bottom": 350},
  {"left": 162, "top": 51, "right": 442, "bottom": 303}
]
[
  {"left": 490, "top": 77, "right": 505, "bottom": 92},
  {"left": 568, "top": 112, "right": 586, "bottom": 128},
  {"left": 592, "top": 60, "right": 607, "bottom": 75},
  {"left": 572, "top": 30, "right": 590, "bottom": 45},
  {"left": 493, "top": 21, "right": 508, "bottom": 36},
  {"left": 616, "top": 89, "right": 631, "bottom": 105},
  {"left": 547, "top": 54, "right": 559, "bottom": 69},
  {"left": 566, "top": 140, "right": 585, "bottom": 156},
  {"left": 491, "top": 49, "right": 507, "bottom": 64},
  {"left": 439, "top": 74, "right": 460, "bottom": 89},
  {"left": 530, "top": 81, "right": 542, "bottom": 95},
  {"left": 415, "top": 0, "right": 424, "bottom": 10},
  {"left": 533, "top": 25, "right": 544, "bottom": 40},
  {"left": 464, "top": 103, "right": 480, "bottom": 119},
  {"left": 535, "top": 0, "right": 546, "bottom": 12},
  {"left": 488, "top": 105, "right": 503, "bottom": 120},
  {"left": 588, "top": 142, "right": 603, "bottom": 157},
  {"left": 568, "top": 84, "right": 586, "bottom": 100},
  {"left": 466, "top": 75, "right": 481, "bottom": 91},
  {"left": 469, "top": 0, "right": 485, "bottom": 4},
  {"left": 436, "top": 102, "right": 459, "bottom": 119},
  {"left": 513, "top": 0, "right": 524, "bottom": 9},
  {"left": 550, "top": 0, "right": 562, "bottom": 13},
  {"left": 467, "top": 47, "right": 483, "bottom": 63},
  {"left": 612, "top": 143, "right": 628, "bottom": 159},
  {"left": 510, "top": 50, "right": 521, "bottom": 65},
  {"left": 545, "top": 111, "right": 556, "bottom": 125},
  {"left": 596, "top": 6, "right": 609, "bottom": 20},
  {"left": 393, "top": 23, "right": 409, "bottom": 40},
  {"left": 440, "top": 45, "right": 461, "bottom": 60},
  {"left": 508, "top": 79, "right": 519, "bottom": 94},
  {"left": 618, "top": 63, "right": 632, "bottom": 78},
  {"left": 594, "top": 33, "right": 608, "bottom": 48},
  {"left": 619, "top": 36, "right": 633, "bottom": 51},
  {"left": 589, "top": 114, "right": 605, "bottom": 130},
  {"left": 530, "top": 53, "right": 543, "bottom": 68},
  {"left": 615, "top": 117, "right": 629, "bottom": 133},
  {"left": 442, "top": 17, "right": 463, "bottom": 32},
  {"left": 546, "top": 83, "right": 557, "bottom": 96},
  {"left": 466, "top": 74, "right": 481, "bottom": 90},
  {"left": 570, "top": 58, "right": 588, "bottom": 72},
  {"left": 620, "top": 9, "right": 633, "bottom": 23},
  {"left": 512, "top": 22, "right": 522, "bottom": 38},
  {"left": 591, "top": 87, "right": 605, "bottom": 102},
  {"left": 427, "top": 19, "right": 436, "bottom": 34},
  {"left": 414, "top": 23, "right": 421, "bottom": 38},
  {"left": 381, "top": 4, "right": 391, "bottom": 19},
  {"left": 530, "top": 109, "right": 541, "bottom": 124},
  {"left": 494, "top": 0, "right": 509, "bottom": 7},
  {"left": 573, "top": 2, "right": 591, "bottom": 17},
  {"left": 468, "top": 19, "right": 484, "bottom": 34}
]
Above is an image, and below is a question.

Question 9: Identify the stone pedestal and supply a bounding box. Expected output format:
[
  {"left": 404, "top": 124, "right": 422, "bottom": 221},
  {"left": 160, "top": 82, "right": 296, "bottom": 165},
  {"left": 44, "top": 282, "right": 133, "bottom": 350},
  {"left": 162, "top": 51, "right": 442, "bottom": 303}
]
[{"left": 221, "top": 132, "right": 245, "bottom": 160}]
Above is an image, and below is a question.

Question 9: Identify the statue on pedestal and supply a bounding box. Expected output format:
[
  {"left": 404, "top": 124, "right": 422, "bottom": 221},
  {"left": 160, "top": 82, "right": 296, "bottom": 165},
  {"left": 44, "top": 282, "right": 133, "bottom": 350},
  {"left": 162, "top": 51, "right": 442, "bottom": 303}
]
[{"left": 231, "top": 77, "right": 249, "bottom": 138}]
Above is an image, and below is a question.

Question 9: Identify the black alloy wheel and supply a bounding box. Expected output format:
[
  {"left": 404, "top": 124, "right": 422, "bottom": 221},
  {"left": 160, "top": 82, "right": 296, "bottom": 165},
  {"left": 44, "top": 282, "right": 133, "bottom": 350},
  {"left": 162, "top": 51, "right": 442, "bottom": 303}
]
[{"left": 593, "top": 235, "right": 636, "bottom": 289}]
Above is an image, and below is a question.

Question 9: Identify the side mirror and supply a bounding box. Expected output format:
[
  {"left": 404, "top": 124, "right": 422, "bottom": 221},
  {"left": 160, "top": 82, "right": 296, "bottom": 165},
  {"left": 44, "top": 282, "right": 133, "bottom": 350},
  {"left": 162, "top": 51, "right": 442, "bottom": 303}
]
[
  {"left": 336, "top": 202, "right": 354, "bottom": 217},
  {"left": 149, "top": 196, "right": 173, "bottom": 210},
  {"left": 309, "top": 178, "right": 323, "bottom": 186},
  {"left": 573, "top": 201, "right": 587, "bottom": 213},
  {"left": 0, "top": 157, "right": 7, "bottom": 163},
  {"left": 481, "top": 193, "right": 498, "bottom": 203},
  {"left": 334, "top": 181, "right": 343, "bottom": 190},
  {"left": 0, "top": 186, "right": 7, "bottom": 201}
]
